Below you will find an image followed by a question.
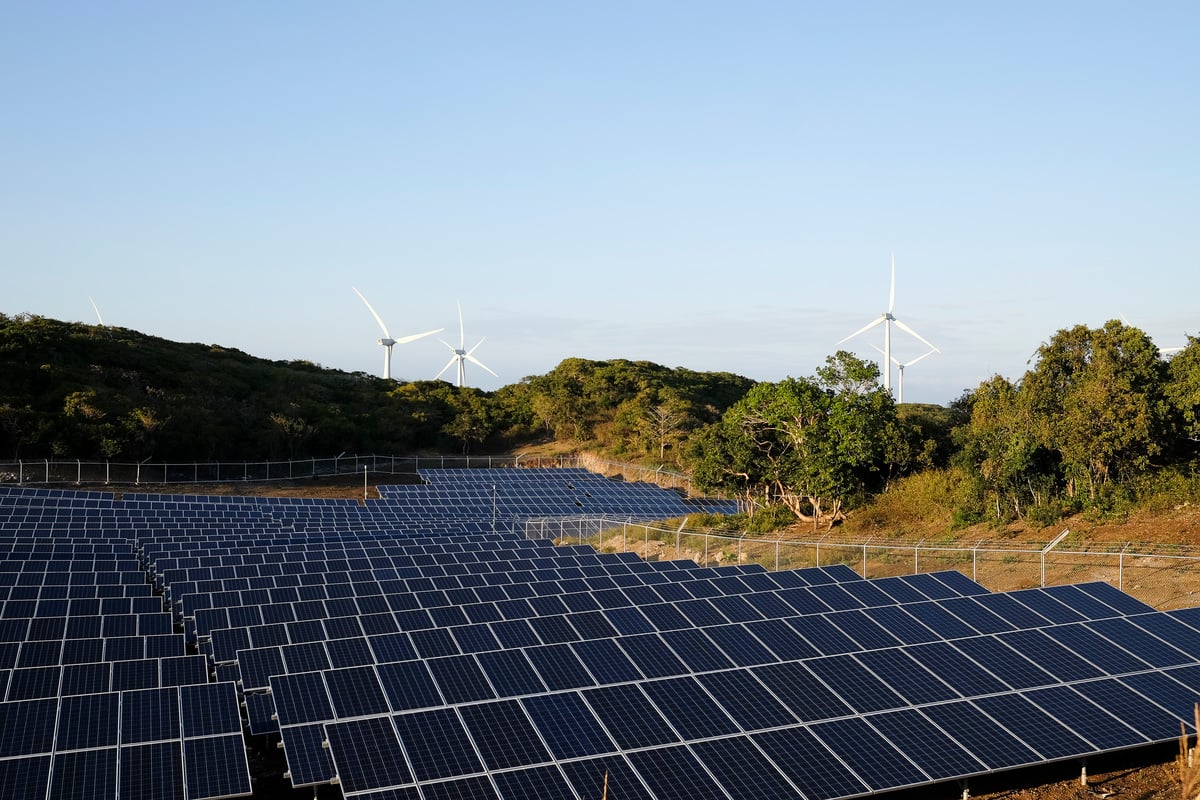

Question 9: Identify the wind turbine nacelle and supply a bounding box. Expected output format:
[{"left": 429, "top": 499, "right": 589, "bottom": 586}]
[{"left": 378, "top": 338, "right": 396, "bottom": 347}]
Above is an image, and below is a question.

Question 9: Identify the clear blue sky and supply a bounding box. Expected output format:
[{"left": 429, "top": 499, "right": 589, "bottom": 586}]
[{"left": 4, "top": 2, "right": 1197, "bottom": 404}]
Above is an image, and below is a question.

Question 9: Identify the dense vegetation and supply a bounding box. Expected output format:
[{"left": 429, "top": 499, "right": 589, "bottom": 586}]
[{"left": 3, "top": 313, "right": 1198, "bottom": 529}]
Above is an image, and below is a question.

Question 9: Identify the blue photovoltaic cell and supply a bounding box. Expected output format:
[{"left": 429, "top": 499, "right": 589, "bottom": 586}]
[
  {"left": 55, "top": 692, "right": 120, "bottom": 751},
  {"left": 181, "top": 682, "right": 242, "bottom": 738},
  {"left": 616, "top": 634, "right": 688, "bottom": 680},
  {"left": 560, "top": 756, "right": 654, "bottom": 800},
  {"left": 786, "top": 615, "right": 862, "bottom": 655},
  {"left": 867, "top": 708, "right": 987, "bottom": 780},
  {"left": 701, "top": 624, "right": 778, "bottom": 667},
  {"left": 491, "top": 764, "right": 576, "bottom": 800},
  {"left": 570, "top": 637, "right": 644, "bottom": 683},
  {"left": 828, "top": 609, "right": 904, "bottom": 650},
  {"left": 1072, "top": 678, "right": 1185, "bottom": 741},
  {"left": 377, "top": 661, "right": 444, "bottom": 712},
  {"left": 521, "top": 691, "right": 617, "bottom": 760},
  {"left": 280, "top": 723, "right": 335, "bottom": 787},
  {"left": 0, "top": 755, "right": 50, "bottom": 798},
  {"left": 659, "top": 628, "right": 734, "bottom": 672},
  {"left": 419, "top": 775, "right": 499, "bottom": 800},
  {"left": 111, "top": 659, "right": 159, "bottom": 692},
  {"left": 919, "top": 701, "right": 1041, "bottom": 770},
  {"left": 121, "top": 687, "right": 180, "bottom": 744},
  {"left": 392, "top": 708, "right": 485, "bottom": 783},
  {"left": 49, "top": 747, "right": 118, "bottom": 800},
  {"left": 903, "top": 601, "right": 980, "bottom": 639},
  {"left": 998, "top": 628, "right": 1105, "bottom": 682},
  {"left": 1123, "top": 668, "right": 1200, "bottom": 729},
  {"left": 811, "top": 716, "right": 929, "bottom": 792},
  {"left": 368, "top": 632, "right": 417, "bottom": 664},
  {"left": 161, "top": 654, "right": 210, "bottom": 687},
  {"left": 951, "top": 637, "right": 1055, "bottom": 690},
  {"left": 804, "top": 655, "right": 908, "bottom": 714},
  {"left": 972, "top": 694, "right": 1092, "bottom": 760},
  {"left": 183, "top": 734, "right": 252, "bottom": 800},
  {"left": 524, "top": 644, "right": 596, "bottom": 691},
  {"left": 458, "top": 700, "right": 552, "bottom": 770},
  {"left": 972, "top": 592, "right": 1052, "bottom": 629},
  {"left": 475, "top": 648, "right": 548, "bottom": 697},
  {"left": 1087, "top": 618, "right": 1194, "bottom": 668},
  {"left": 1041, "top": 623, "right": 1152, "bottom": 674},
  {"left": 325, "top": 666, "right": 391, "bottom": 718},
  {"left": 742, "top": 619, "right": 820, "bottom": 661},
  {"left": 245, "top": 691, "right": 278, "bottom": 735},
  {"left": 1008, "top": 589, "right": 1087, "bottom": 624},
  {"left": 854, "top": 648, "right": 958, "bottom": 705},
  {"left": 270, "top": 672, "right": 334, "bottom": 727},
  {"left": 282, "top": 642, "right": 332, "bottom": 674},
  {"left": 325, "top": 716, "right": 413, "bottom": 795},
  {"left": 426, "top": 655, "right": 496, "bottom": 704},
  {"left": 1129, "top": 613, "right": 1200, "bottom": 660},
  {"left": 1023, "top": 685, "right": 1146, "bottom": 750},
  {"left": 696, "top": 669, "right": 797, "bottom": 731},
  {"left": 626, "top": 745, "right": 730, "bottom": 800},
  {"left": 862, "top": 604, "right": 941, "bottom": 645},
  {"left": 120, "top": 741, "right": 184, "bottom": 800},
  {"left": 691, "top": 736, "right": 802, "bottom": 800},
  {"left": 752, "top": 662, "right": 854, "bottom": 722},
  {"left": 238, "top": 646, "right": 286, "bottom": 691},
  {"left": 60, "top": 662, "right": 110, "bottom": 696},
  {"left": 905, "top": 642, "right": 1009, "bottom": 697},
  {"left": 1042, "top": 584, "right": 1124, "bottom": 619},
  {"left": 640, "top": 677, "right": 741, "bottom": 739},
  {"left": 583, "top": 684, "right": 679, "bottom": 750},
  {"left": 938, "top": 597, "right": 1016, "bottom": 634}
]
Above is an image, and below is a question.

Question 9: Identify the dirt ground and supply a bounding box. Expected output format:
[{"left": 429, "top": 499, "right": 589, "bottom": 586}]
[{"left": 114, "top": 475, "right": 1200, "bottom": 799}]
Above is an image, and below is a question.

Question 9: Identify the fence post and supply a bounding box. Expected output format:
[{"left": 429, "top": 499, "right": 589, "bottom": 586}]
[
  {"left": 45, "top": 458, "right": 49, "bottom": 483},
  {"left": 775, "top": 541, "right": 779, "bottom": 572},
  {"left": 862, "top": 540, "right": 868, "bottom": 578},
  {"left": 18, "top": 460, "right": 22, "bottom": 484},
  {"left": 106, "top": 461, "right": 110, "bottom": 485}
]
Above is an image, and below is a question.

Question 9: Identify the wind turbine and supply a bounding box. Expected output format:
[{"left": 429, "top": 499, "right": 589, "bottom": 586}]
[
  {"left": 352, "top": 287, "right": 443, "bottom": 381},
  {"left": 436, "top": 301, "right": 497, "bottom": 388},
  {"left": 837, "top": 254, "right": 938, "bottom": 395},
  {"left": 89, "top": 297, "right": 106, "bottom": 326},
  {"left": 872, "top": 345, "right": 938, "bottom": 403},
  {"left": 1119, "top": 313, "right": 1185, "bottom": 356}
]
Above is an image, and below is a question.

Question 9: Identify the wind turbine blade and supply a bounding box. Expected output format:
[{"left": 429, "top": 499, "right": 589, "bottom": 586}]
[
  {"left": 353, "top": 287, "right": 391, "bottom": 339},
  {"left": 466, "top": 338, "right": 486, "bottom": 356},
  {"left": 456, "top": 300, "right": 465, "bottom": 349},
  {"left": 888, "top": 253, "right": 896, "bottom": 314},
  {"left": 837, "top": 316, "right": 886, "bottom": 345},
  {"left": 435, "top": 355, "right": 459, "bottom": 380},
  {"left": 869, "top": 343, "right": 902, "bottom": 366},
  {"left": 89, "top": 297, "right": 105, "bottom": 327},
  {"left": 438, "top": 338, "right": 457, "bottom": 353},
  {"left": 905, "top": 350, "right": 937, "bottom": 367},
  {"left": 465, "top": 354, "right": 499, "bottom": 377},
  {"left": 393, "top": 328, "right": 444, "bottom": 345},
  {"left": 892, "top": 318, "right": 939, "bottom": 352}
]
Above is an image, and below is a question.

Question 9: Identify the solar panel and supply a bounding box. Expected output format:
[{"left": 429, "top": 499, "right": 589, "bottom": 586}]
[
  {"left": 55, "top": 691, "right": 120, "bottom": 750},
  {"left": 120, "top": 741, "right": 185, "bottom": 800},
  {"left": 325, "top": 716, "right": 413, "bottom": 795},
  {"left": 391, "top": 708, "right": 484, "bottom": 783},
  {"left": 458, "top": 700, "right": 551, "bottom": 770},
  {"left": 183, "top": 735, "right": 253, "bottom": 800},
  {"left": 625, "top": 745, "right": 728, "bottom": 800},
  {"left": 279, "top": 723, "right": 335, "bottom": 787},
  {"left": 180, "top": 682, "right": 242, "bottom": 738},
  {"left": 48, "top": 747, "right": 118, "bottom": 800},
  {"left": 582, "top": 684, "right": 678, "bottom": 749}
]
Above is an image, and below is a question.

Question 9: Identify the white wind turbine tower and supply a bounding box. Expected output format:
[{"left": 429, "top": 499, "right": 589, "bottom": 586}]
[
  {"left": 838, "top": 254, "right": 938, "bottom": 395},
  {"left": 872, "top": 345, "right": 938, "bottom": 404},
  {"left": 352, "top": 287, "right": 443, "bottom": 381},
  {"left": 436, "top": 301, "right": 497, "bottom": 388}
]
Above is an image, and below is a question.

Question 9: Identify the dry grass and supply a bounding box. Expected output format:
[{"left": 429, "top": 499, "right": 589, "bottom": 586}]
[{"left": 1181, "top": 705, "right": 1200, "bottom": 799}]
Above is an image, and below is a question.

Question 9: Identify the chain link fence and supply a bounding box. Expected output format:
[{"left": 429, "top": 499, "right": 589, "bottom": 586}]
[{"left": 520, "top": 516, "right": 1200, "bottom": 609}]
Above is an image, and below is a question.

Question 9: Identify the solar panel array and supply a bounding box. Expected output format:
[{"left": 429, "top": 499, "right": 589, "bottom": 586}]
[{"left": 4, "top": 470, "right": 1200, "bottom": 800}]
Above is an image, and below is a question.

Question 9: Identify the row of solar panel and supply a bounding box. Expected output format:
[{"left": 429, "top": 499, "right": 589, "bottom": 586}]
[
  {"left": 2, "top": 653, "right": 210, "bottom": 699},
  {"left": 307, "top": 665, "right": 1200, "bottom": 800},
  {"left": 0, "top": 611, "right": 171, "bottom": 641},
  {"left": 0, "top": 582, "right": 154, "bottom": 599},
  {"left": 219, "top": 581, "right": 1159, "bottom": 697},
  {"left": 0, "top": 682, "right": 250, "bottom": 800},
  {"left": 190, "top": 564, "right": 864, "bottom": 643}
]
